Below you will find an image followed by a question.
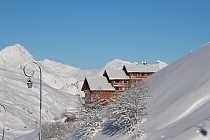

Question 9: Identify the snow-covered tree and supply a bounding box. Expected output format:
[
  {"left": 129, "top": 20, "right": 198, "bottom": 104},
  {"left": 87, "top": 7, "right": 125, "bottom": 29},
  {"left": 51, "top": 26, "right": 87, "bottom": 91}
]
[
  {"left": 42, "top": 121, "right": 79, "bottom": 140},
  {"left": 72, "top": 96, "right": 105, "bottom": 140},
  {"left": 106, "top": 81, "right": 150, "bottom": 138}
]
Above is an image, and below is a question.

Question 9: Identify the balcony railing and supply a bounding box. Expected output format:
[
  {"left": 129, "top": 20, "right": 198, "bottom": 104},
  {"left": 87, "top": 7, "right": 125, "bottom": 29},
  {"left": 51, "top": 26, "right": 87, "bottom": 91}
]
[
  {"left": 130, "top": 76, "right": 147, "bottom": 79},
  {"left": 113, "top": 83, "right": 129, "bottom": 87}
]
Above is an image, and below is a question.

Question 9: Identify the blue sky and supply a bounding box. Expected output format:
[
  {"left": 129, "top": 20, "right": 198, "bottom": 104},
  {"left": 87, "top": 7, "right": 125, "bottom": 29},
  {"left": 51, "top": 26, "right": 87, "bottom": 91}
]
[{"left": 0, "top": 0, "right": 210, "bottom": 69}]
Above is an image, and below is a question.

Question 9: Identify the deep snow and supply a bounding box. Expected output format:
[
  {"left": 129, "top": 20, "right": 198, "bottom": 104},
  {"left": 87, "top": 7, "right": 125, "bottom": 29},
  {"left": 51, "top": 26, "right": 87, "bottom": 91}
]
[
  {"left": 145, "top": 43, "right": 210, "bottom": 140},
  {"left": 91, "top": 43, "right": 210, "bottom": 140},
  {"left": 2, "top": 43, "right": 210, "bottom": 140},
  {"left": 0, "top": 44, "right": 162, "bottom": 139}
]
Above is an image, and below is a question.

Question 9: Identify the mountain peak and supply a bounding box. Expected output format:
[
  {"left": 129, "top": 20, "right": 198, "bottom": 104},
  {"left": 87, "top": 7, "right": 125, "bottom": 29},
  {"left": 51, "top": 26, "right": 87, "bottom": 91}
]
[
  {"left": 0, "top": 44, "right": 34, "bottom": 68},
  {"left": 1, "top": 44, "right": 31, "bottom": 56},
  {"left": 102, "top": 59, "right": 131, "bottom": 70}
]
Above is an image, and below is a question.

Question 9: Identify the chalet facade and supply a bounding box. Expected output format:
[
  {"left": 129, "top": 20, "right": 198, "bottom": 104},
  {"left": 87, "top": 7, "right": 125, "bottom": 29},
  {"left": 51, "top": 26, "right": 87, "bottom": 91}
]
[
  {"left": 122, "top": 63, "right": 160, "bottom": 85},
  {"left": 81, "top": 60, "right": 167, "bottom": 104},
  {"left": 81, "top": 77, "right": 115, "bottom": 103},
  {"left": 103, "top": 70, "right": 130, "bottom": 92}
]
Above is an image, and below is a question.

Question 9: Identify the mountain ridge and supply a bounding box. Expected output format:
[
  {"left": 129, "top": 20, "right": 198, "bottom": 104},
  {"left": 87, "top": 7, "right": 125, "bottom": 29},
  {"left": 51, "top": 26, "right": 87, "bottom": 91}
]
[
  {"left": 0, "top": 44, "right": 167, "bottom": 139},
  {"left": 0, "top": 44, "right": 35, "bottom": 68}
]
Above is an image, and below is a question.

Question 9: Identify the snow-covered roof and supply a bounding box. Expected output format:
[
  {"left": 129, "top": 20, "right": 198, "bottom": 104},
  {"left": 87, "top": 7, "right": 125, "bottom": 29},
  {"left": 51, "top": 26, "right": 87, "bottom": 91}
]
[
  {"left": 123, "top": 63, "right": 160, "bottom": 73},
  {"left": 156, "top": 60, "right": 168, "bottom": 69},
  {"left": 86, "top": 77, "right": 115, "bottom": 91},
  {"left": 104, "top": 70, "right": 129, "bottom": 80}
]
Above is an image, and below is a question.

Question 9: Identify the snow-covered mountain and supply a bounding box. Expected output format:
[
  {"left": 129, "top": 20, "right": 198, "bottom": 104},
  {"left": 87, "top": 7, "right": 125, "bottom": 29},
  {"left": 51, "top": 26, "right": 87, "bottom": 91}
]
[
  {"left": 0, "top": 44, "right": 85, "bottom": 139},
  {"left": 0, "top": 44, "right": 166, "bottom": 139},
  {"left": 0, "top": 62, "right": 80, "bottom": 139},
  {"left": 6, "top": 42, "right": 210, "bottom": 140},
  {"left": 0, "top": 44, "right": 35, "bottom": 68},
  {"left": 0, "top": 44, "right": 80, "bottom": 95}
]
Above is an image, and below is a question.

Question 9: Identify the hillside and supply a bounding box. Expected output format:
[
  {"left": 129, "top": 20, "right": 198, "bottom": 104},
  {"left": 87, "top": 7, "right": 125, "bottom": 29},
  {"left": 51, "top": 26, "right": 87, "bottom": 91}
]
[
  {"left": 145, "top": 42, "right": 210, "bottom": 140},
  {"left": 91, "top": 43, "right": 210, "bottom": 140},
  {"left": 0, "top": 44, "right": 83, "bottom": 139},
  {"left": 15, "top": 41, "right": 210, "bottom": 140},
  {"left": 0, "top": 64, "right": 80, "bottom": 139},
  {"left": 0, "top": 44, "right": 165, "bottom": 139}
]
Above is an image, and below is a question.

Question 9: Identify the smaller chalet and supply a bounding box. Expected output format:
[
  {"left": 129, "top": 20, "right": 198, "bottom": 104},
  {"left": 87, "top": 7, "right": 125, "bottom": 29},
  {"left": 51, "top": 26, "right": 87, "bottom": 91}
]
[
  {"left": 103, "top": 70, "right": 130, "bottom": 92},
  {"left": 81, "top": 77, "right": 115, "bottom": 103},
  {"left": 123, "top": 63, "right": 160, "bottom": 84}
]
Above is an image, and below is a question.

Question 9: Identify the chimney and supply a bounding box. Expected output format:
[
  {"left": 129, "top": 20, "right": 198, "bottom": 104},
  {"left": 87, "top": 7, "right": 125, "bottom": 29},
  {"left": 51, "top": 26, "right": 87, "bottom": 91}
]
[{"left": 142, "top": 61, "right": 148, "bottom": 65}]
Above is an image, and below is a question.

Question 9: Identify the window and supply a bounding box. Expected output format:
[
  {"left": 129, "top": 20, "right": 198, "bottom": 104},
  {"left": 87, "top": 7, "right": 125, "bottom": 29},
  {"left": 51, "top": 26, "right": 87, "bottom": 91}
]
[
  {"left": 115, "top": 80, "right": 119, "bottom": 83},
  {"left": 141, "top": 73, "right": 145, "bottom": 76},
  {"left": 115, "top": 87, "right": 120, "bottom": 90}
]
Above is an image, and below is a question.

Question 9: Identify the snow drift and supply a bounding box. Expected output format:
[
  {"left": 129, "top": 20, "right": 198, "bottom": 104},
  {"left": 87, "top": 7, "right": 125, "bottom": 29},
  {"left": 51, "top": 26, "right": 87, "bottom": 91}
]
[
  {"left": 145, "top": 42, "right": 210, "bottom": 140},
  {"left": 0, "top": 44, "right": 165, "bottom": 139},
  {"left": 89, "top": 43, "right": 210, "bottom": 140}
]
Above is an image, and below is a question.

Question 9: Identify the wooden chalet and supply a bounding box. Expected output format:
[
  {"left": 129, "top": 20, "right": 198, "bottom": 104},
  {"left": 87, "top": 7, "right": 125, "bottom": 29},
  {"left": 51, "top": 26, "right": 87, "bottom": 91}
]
[
  {"left": 81, "top": 61, "right": 167, "bottom": 105},
  {"left": 81, "top": 77, "right": 115, "bottom": 103},
  {"left": 103, "top": 70, "right": 130, "bottom": 92},
  {"left": 123, "top": 62, "right": 160, "bottom": 84}
]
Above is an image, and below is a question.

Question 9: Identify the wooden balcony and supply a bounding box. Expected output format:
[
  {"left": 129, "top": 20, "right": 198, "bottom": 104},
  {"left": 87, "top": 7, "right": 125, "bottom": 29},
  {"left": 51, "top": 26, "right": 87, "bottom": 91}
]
[
  {"left": 130, "top": 75, "right": 147, "bottom": 79},
  {"left": 113, "top": 83, "right": 129, "bottom": 87}
]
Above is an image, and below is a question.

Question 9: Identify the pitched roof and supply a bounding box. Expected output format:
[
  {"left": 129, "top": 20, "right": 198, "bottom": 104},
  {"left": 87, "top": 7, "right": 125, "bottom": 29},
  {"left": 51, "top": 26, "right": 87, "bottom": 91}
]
[
  {"left": 86, "top": 76, "right": 115, "bottom": 91},
  {"left": 123, "top": 63, "right": 160, "bottom": 73},
  {"left": 104, "top": 70, "right": 129, "bottom": 80}
]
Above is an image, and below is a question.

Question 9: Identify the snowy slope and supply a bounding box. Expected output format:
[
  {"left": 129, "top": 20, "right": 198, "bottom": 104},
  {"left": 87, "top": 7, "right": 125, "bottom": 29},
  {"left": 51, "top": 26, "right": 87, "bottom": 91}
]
[
  {"left": 0, "top": 44, "right": 168, "bottom": 139},
  {"left": 0, "top": 44, "right": 35, "bottom": 68},
  {"left": 0, "top": 45, "right": 135, "bottom": 139},
  {"left": 0, "top": 45, "right": 82, "bottom": 139},
  {"left": 39, "top": 59, "right": 134, "bottom": 95},
  {"left": 0, "top": 66, "right": 80, "bottom": 139},
  {"left": 0, "top": 44, "right": 94, "bottom": 96},
  {"left": 0, "top": 44, "right": 154, "bottom": 98},
  {"left": 89, "top": 43, "right": 210, "bottom": 140},
  {"left": 145, "top": 42, "right": 210, "bottom": 140},
  {"left": 98, "top": 59, "right": 166, "bottom": 75},
  {"left": 99, "top": 59, "right": 131, "bottom": 74},
  {"left": 9, "top": 42, "right": 210, "bottom": 140}
]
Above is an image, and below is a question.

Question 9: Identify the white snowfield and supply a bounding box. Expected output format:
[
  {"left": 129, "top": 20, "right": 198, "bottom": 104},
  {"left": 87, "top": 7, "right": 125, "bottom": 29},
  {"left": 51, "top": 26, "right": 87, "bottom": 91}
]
[
  {"left": 0, "top": 44, "right": 82, "bottom": 139},
  {"left": 144, "top": 43, "right": 210, "bottom": 140},
  {"left": 2, "top": 42, "right": 210, "bottom": 140},
  {"left": 0, "top": 44, "right": 165, "bottom": 139},
  {"left": 89, "top": 43, "right": 210, "bottom": 140}
]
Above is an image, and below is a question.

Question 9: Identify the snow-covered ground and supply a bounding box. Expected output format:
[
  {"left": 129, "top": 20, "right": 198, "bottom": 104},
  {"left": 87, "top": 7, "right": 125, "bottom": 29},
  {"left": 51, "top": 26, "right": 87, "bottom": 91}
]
[
  {"left": 145, "top": 42, "right": 210, "bottom": 140},
  {"left": 2, "top": 43, "right": 210, "bottom": 140},
  {"left": 0, "top": 44, "right": 163, "bottom": 139},
  {"left": 0, "top": 44, "right": 84, "bottom": 139},
  {"left": 89, "top": 43, "right": 210, "bottom": 140}
]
